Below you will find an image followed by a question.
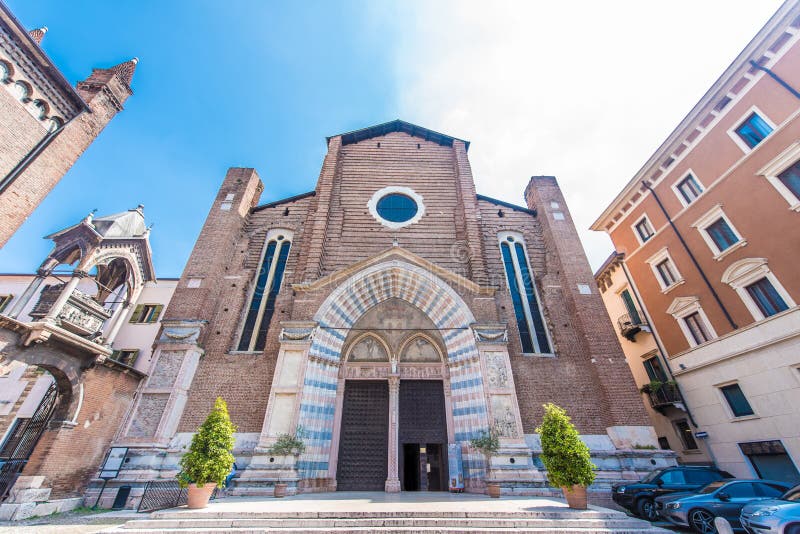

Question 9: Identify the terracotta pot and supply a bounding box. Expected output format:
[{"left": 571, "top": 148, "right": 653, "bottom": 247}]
[
  {"left": 487, "top": 483, "right": 501, "bottom": 498},
  {"left": 562, "top": 484, "right": 588, "bottom": 509},
  {"left": 187, "top": 482, "right": 216, "bottom": 509},
  {"left": 274, "top": 482, "right": 288, "bottom": 498}
]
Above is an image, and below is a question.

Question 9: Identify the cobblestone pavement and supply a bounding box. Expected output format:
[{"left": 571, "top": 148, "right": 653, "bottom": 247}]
[{"left": 0, "top": 510, "right": 132, "bottom": 534}]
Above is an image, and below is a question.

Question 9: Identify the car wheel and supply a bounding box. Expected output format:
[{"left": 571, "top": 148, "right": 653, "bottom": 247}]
[
  {"left": 784, "top": 524, "right": 800, "bottom": 534},
  {"left": 636, "top": 498, "right": 658, "bottom": 522},
  {"left": 689, "top": 509, "right": 717, "bottom": 534}
]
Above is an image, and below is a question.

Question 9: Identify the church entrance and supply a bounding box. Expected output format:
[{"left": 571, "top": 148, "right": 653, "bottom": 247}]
[
  {"left": 335, "top": 380, "right": 389, "bottom": 491},
  {"left": 398, "top": 380, "right": 448, "bottom": 491}
]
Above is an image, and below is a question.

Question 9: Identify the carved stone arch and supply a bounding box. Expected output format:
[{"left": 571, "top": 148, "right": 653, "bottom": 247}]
[
  {"left": 344, "top": 332, "right": 391, "bottom": 363},
  {"left": 50, "top": 243, "right": 85, "bottom": 268},
  {"left": 398, "top": 333, "right": 443, "bottom": 363},
  {"left": 295, "top": 261, "right": 490, "bottom": 483},
  {"left": 84, "top": 248, "right": 143, "bottom": 292},
  {"left": 0, "top": 334, "right": 80, "bottom": 422}
]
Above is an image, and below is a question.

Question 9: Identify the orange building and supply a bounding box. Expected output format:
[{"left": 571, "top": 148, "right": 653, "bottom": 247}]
[{"left": 592, "top": 1, "right": 800, "bottom": 483}]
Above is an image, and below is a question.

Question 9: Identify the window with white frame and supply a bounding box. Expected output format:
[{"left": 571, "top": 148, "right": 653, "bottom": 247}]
[
  {"left": 633, "top": 215, "right": 655, "bottom": 244},
  {"left": 757, "top": 142, "right": 800, "bottom": 210},
  {"left": 691, "top": 204, "right": 745, "bottom": 259},
  {"left": 721, "top": 258, "right": 796, "bottom": 321},
  {"left": 666, "top": 296, "right": 717, "bottom": 347},
  {"left": 717, "top": 382, "right": 755, "bottom": 418},
  {"left": 498, "top": 232, "right": 552, "bottom": 355},
  {"left": 728, "top": 107, "right": 775, "bottom": 153},
  {"left": 237, "top": 229, "right": 293, "bottom": 352},
  {"left": 646, "top": 247, "right": 683, "bottom": 292},
  {"left": 672, "top": 171, "right": 704, "bottom": 207}
]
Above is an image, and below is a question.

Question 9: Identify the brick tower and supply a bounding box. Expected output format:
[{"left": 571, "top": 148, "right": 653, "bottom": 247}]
[{"left": 0, "top": 3, "right": 137, "bottom": 247}]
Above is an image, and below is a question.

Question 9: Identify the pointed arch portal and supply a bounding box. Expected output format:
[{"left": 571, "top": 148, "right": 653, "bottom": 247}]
[{"left": 294, "top": 261, "right": 490, "bottom": 487}]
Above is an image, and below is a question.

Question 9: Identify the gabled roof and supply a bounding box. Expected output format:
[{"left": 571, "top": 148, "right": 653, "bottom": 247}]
[
  {"left": 91, "top": 206, "right": 147, "bottom": 238},
  {"left": 327, "top": 120, "right": 470, "bottom": 151},
  {"left": 46, "top": 206, "right": 148, "bottom": 239},
  {"left": 252, "top": 191, "right": 315, "bottom": 213},
  {"left": 476, "top": 194, "right": 537, "bottom": 216}
]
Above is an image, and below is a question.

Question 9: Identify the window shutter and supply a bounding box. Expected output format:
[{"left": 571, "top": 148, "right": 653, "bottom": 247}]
[
  {"left": 129, "top": 304, "right": 144, "bottom": 323},
  {"left": 149, "top": 305, "right": 164, "bottom": 323}
]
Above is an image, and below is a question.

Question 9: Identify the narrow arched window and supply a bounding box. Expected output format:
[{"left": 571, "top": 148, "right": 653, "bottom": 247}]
[
  {"left": 499, "top": 233, "right": 551, "bottom": 354},
  {"left": 237, "top": 231, "right": 292, "bottom": 351}
]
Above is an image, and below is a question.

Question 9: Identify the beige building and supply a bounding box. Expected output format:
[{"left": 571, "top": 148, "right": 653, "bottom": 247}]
[
  {"left": 595, "top": 253, "right": 713, "bottom": 465},
  {"left": 591, "top": 1, "right": 800, "bottom": 483}
]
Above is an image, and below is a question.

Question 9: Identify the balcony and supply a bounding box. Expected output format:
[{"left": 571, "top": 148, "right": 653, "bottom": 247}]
[
  {"left": 641, "top": 382, "right": 683, "bottom": 413},
  {"left": 617, "top": 311, "right": 649, "bottom": 341}
]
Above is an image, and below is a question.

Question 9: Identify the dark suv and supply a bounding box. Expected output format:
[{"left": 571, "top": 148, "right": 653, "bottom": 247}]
[{"left": 612, "top": 466, "right": 732, "bottom": 521}]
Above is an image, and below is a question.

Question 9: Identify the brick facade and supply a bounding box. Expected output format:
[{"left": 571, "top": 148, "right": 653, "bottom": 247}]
[
  {"left": 112, "top": 121, "right": 666, "bottom": 505},
  {"left": 0, "top": 4, "right": 135, "bottom": 248}
]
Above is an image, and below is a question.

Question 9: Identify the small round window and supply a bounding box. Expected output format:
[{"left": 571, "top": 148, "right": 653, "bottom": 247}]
[
  {"left": 376, "top": 193, "right": 418, "bottom": 223},
  {"left": 368, "top": 186, "right": 425, "bottom": 229}
]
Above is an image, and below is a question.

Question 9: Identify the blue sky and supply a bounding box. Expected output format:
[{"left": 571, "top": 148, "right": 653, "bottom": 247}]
[{"left": 0, "top": 1, "right": 784, "bottom": 277}]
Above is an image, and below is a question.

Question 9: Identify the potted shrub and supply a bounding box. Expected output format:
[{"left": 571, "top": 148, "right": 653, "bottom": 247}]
[
  {"left": 267, "top": 427, "right": 306, "bottom": 498},
  {"left": 470, "top": 428, "right": 501, "bottom": 498},
  {"left": 536, "top": 403, "right": 595, "bottom": 509},
  {"left": 177, "top": 397, "right": 236, "bottom": 509}
]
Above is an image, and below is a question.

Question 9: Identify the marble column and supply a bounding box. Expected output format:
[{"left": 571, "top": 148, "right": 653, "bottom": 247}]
[
  {"left": 43, "top": 270, "right": 86, "bottom": 323},
  {"left": 385, "top": 375, "right": 401, "bottom": 493}
]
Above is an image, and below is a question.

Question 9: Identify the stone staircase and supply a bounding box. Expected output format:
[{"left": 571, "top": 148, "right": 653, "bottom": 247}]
[{"left": 105, "top": 509, "right": 670, "bottom": 533}]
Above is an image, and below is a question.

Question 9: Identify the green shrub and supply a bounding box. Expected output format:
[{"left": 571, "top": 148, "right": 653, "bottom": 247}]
[
  {"left": 470, "top": 428, "right": 500, "bottom": 460},
  {"left": 177, "top": 397, "right": 236, "bottom": 488},
  {"left": 536, "top": 403, "right": 595, "bottom": 488},
  {"left": 268, "top": 427, "right": 307, "bottom": 457}
]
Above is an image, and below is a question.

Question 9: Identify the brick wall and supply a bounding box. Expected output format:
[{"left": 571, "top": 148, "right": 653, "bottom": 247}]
[
  {"left": 171, "top": 134, "right": 650, "bottom": 439},
  {"left": 0, "top": 68, "right": 130, "bottom": 248},
  {"left": 524, "top": 176, "right": 649, "bottom": 429},
  {"left": 22, "top": 365, "right": 139, "bottom": 498}
]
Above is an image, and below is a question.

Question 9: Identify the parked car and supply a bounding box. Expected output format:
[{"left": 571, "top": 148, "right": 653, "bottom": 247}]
[
  {"left": 612, "top": 466, "right": 732, "bottom": 521},
  {"left": 656, "top": 479, "right": 791, "bottom": 533},
  {"left": 740, "top": 483, "right": 800, "bottom": 534}
]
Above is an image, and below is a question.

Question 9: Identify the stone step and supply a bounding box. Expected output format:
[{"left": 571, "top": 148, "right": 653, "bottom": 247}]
[
  {"left": 119, "top": 517, "right": 649, "bottom": 529},
  {"left": 151, "top": 510, "right": 624, "bottom": 520},
  {"left": 109, "top": 528, "right": 667, "bottom": 534}
]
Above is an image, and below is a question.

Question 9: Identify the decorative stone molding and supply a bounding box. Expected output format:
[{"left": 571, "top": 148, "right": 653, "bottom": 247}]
[
  {"left": 278, "top": 321, "right": 317, "bottom": 343},
  {"left": 473, "top": 324, "right": 508, "bottom": 344},
  {"left": 158, "top": 321, "right": 204, "bottom": 345}
]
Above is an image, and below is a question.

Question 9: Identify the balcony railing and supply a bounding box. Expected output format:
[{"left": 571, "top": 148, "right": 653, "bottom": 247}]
[
  {"left": 644, "top": 382, "right": 682, "bottom": 412},
  {"left": 617, "top": 311, "right": 648, "bottom": 341}
]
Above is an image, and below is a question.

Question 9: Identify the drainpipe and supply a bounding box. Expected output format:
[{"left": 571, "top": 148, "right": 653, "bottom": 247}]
[
  {"left": 642, "top": 181, "right": 737, "bottom": 330},
  {"left": 620, "top": 260, "right": 700, "bottom": 429},
  {"left": 0, "top": 110, "right": 84, "bottom": 194},
  {"left": 748, "top": 60, "right": 800, "bottom": 100}
]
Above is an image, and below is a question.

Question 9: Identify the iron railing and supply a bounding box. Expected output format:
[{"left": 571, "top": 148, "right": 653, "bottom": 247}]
[
  {"left": 137, "top": 480, "right": 218, "bottom": 513},
  {"left": 617, "top": 312, "right": 648, "bottom": 340},
  {"left": 646, "top": 382, "right": 682, "bottom": 410},
  {"left": 0, "top": 382, "right": 58, "bottom": 503},
  {"left": 0, "top": 459, "right": 27, "bottom": 502}
]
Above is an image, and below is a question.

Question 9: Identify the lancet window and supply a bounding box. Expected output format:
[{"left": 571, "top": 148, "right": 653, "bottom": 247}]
[
  {"left": 499, "top": 232, "right": 551, "bottom": 354},
  {"left": 238, "top": 231, "right": 292, "bottom": 351}
]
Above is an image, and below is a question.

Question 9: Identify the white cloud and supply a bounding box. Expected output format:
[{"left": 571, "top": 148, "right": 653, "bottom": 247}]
[{"left": 381, "top": 0, "right": 783, "bottom": 270}]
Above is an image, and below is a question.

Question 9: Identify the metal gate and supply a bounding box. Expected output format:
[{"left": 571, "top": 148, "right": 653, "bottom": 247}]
[
  {"left": 137, "top": 480, "right": 218, "bottom": 512},
  {"left": 336, "top": 380, "right": 388, "bottom": 491},
  {"left": 0, "top": 381, "right": 58, "bottom": 501}
]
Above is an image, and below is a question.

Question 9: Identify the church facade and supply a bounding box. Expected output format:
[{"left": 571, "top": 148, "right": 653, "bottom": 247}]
[{"left": 111, "top": 120, "right": 673, "bottom": 504}]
